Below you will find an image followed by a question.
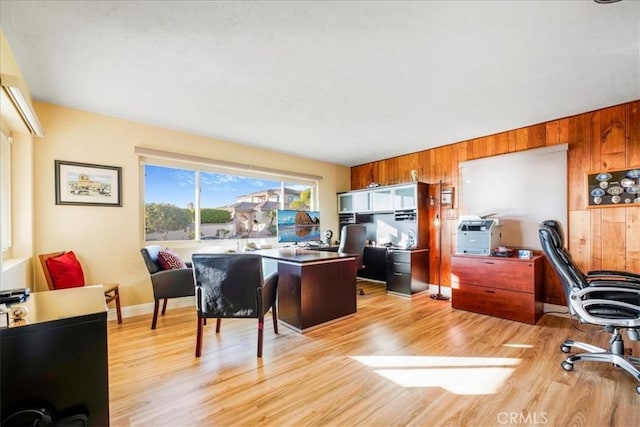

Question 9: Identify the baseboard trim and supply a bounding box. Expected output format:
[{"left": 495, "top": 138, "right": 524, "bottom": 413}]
[{"left": 107, "top": 296, "right": 195, "bottom": 323}]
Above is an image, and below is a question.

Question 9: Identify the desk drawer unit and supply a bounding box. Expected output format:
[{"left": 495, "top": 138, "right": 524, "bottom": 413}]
[
  {"left": 386, "top": 249, "right": 429, "bottom": 296},
  {"left": 451, "top": 254, "right": 544, "bottom": 324}
]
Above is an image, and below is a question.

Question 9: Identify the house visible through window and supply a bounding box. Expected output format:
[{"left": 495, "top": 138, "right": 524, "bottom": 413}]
[{"left": 143, "top": 163, "right": 316, "bottom": 242}]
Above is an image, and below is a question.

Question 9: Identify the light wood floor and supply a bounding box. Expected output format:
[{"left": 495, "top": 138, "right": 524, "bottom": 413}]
[{"left": 107, "top": 281, "right": 639, "bottom": 426}]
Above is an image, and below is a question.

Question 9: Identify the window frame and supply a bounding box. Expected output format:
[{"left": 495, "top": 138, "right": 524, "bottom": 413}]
[
  {"left": 0, "top": 125, "right": 12, "bottom": 255},
  {"left": 139, "top": 155, "right": 319, "bottom": 245}
]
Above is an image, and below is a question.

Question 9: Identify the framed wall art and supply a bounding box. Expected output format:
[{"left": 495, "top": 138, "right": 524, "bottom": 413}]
[
  {"left": 586, "top": 167, "right": 640, "bottom": 208},
  {"left": 55, "top": 160, "right": 122, "bottom": 207}
]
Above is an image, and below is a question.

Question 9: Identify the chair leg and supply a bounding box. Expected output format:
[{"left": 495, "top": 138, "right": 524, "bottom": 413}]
[
  {"left": 215, "top": 318, "right": 221, "bottom": 333},
  {"left": 161, "top": 298, "right": 168, "bottom": 315},
  {"left": 272, "top": 305, "right": 278, "bottom": 334},
  {"left": 257, "top": 316, "right": 264, "bottom": 358},
  {"left": 151, "top": 299, "right": 160, "bottom": 330},
  {"left": 114, "top": 287, "right": 123, "bottom": 324},
  {"left": 195, "top": 316, "right": 204, "bottom": 357}
]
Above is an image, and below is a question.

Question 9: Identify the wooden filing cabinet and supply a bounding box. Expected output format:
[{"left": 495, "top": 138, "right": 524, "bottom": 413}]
[
  {"left": 386, "top": 248, "right": 429, "bottom": 296},
  {"left": 451, "top": 254, "right": 544, "bottom": 324}
]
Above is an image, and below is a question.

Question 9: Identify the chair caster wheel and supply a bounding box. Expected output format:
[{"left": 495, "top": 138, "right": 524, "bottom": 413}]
[
  {"left": 636, "top": 386, "right": 640, "bottom": 395},
  {"left": 359, "top": 289, "right": 365, "bottom": 296},
  {"left": 561, "top": 361, "right": 573, "bottom": 371},
  {"left": 560, "top": 345, "right": 571, "bottom": 353}
]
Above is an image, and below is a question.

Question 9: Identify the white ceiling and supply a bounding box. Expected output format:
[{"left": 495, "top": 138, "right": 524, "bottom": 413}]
[{"left": 1, "top": 1, "right": 638, "bottom": 167}]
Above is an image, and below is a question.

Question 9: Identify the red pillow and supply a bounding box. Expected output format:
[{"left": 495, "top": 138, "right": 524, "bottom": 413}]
[
  {"left": 157, "top": 249, "right": 187, "bottom": 270},
  {"left": 46, "top": 251, "right": 86, "bottom": 289}
]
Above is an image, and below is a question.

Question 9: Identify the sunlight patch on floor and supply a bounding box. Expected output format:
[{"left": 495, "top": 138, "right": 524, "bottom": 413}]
[
  {"left": 351, "top": 355, "right": 520, "bottom": 395},
  {"left": 503, "top": 343, "right": 534, "bottom": 349}
]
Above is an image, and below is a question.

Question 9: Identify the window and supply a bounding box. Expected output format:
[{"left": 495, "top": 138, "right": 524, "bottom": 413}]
[
  {"left": 0, "top": 127, "right": 11, "bottom": 253},
  {"left": 143, "top": 162, "right": 316, "bottom": 243}
]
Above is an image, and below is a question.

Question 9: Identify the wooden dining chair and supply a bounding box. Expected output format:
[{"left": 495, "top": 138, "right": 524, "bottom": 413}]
[{"left": 39, "top": 251, "right": 122, "bottom": 324}]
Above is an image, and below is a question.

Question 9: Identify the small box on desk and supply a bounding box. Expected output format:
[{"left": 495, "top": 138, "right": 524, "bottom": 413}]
[{"left": 518, "top": 249, "right": 533, "bottom": 259}]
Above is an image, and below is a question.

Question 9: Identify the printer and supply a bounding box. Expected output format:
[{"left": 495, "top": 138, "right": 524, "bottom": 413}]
[{"left": 456, "top": 216, "right": 501, "bottom": 255}]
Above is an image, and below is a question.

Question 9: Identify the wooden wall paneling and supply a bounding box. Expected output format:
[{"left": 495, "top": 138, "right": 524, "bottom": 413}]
[
  {"left": 568, "top": 210, "right": 591, "bottom": 272},
  {"left": 507, "top": 129, "right": 518, "bottom": 152},
  {"left": 437, "top": 145, "right": 453, "bottom": 183},
  {"left": 491, "top": 132, "right": 510, "bottom": 156},
  {"left": 546, "top": 118, "right": 570, "bottom": 146},
  {"left": 626, "top": 207, "right": 640, "bottom": 272},
  {"left": 513, "top": 127, "right": 529, "bottom": 152},
  {"left": 598, "top": 105, "right": 627, "bottom": 170},
  {"left": 590, "top": 208, "right": 603, "bottom": 270},
  {"left": 526, "top": 123, "right": 547, "bottom": 150},
  {"left": 402, "top": 152, "right": 421, "bottom": 176},
  {"left": 349, "top": 164, "right": 366, "bottom": 190},
  {"left": 626, "top": 101, "right": 640, "bottom": 166},
  {"left": 600, "top": 207, "right": 628, "bottom": 272},
  {"left": 471, "top": 136, "right": 489, "bottom": 159},
  {"left": 384, "top": 157, "right": 397, "bottom": 185},
  {"left": 567, "top": 116, "right": 590, "bottom": 212},
  {"left": 418, "top": 150, "right": 433, "bottom": 183}
]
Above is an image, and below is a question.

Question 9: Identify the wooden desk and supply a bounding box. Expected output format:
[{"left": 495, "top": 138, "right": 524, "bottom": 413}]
[
  {"left": 257, "top": 248, "right": 357, "bottom": 333},
  {"left": 0, "top": 286, "right": 109, "bottom": 426}
]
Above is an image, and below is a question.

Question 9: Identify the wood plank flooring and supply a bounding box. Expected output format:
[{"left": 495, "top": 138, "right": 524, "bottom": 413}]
[{"left": 107, "top": 281, "right": 639, "bottom": 426}]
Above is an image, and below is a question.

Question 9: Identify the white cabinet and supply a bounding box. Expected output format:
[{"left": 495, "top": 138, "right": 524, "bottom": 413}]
[
  {"left": 338, "top": 191, "right": 370, "bottom": 213},
  {"left": 370, "top": 188, "right": 393, "bottom": 212},
  {"left": 393, "top": 185, "right": 417, "bottom": 210},
  {"left": 339, "top": 183, "right": 421, "bottom": 214}
]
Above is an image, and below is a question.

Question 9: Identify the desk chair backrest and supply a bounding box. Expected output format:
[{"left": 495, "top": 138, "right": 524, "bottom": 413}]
[
  {"left": 338, "top": 224, "right": 366, "bottom": 269},
  {"left": 539, "top": 220, "right": 588, "bottom": 291}
]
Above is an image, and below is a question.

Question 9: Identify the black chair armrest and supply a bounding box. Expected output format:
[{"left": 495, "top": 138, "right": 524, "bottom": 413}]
[
  {"left": 587, "top": 280, "right": 640, "bottom": 292},
  {"left": 150, "top": 268, "right": 195, "bottom": 299},
  {"left": 587, "top": 270, "right": 640, "bottom": 283}
]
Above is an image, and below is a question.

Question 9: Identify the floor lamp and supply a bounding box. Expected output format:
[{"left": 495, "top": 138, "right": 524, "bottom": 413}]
[{"left": 431, "top": 180, "right": 450, "bottom": 301}]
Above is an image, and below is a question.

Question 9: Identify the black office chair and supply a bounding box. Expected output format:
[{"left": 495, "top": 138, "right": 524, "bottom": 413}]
[
  {"left": 140, "top": 245, "right": 195, "bottom": 330},
  {"left": 538, "top": 220, "right": 640, "bottom": 394},
  {"left": 191, "top": 253, "right": 278, "bottom": 358},
  {"left": 338, "top": 224, "right": 367, "bottom": 295}
]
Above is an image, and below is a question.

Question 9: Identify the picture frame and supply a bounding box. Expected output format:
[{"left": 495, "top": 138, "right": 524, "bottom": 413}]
[
  {"left": 586, "top": 167, "right": 640, "bottom": 208},
  {"left": 55, "top": 160, "right": 122, "bottom": 207},
  {"left": 441, "top": 187, "right": 454, "bottom": 206}
]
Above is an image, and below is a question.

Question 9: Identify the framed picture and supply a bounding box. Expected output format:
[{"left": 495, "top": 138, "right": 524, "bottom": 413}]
[
  {"left": 441, "top": 187, "right": 454, "bottom": 206},
  {"left": 55, "top": 160, "right": 122, "bottom": 207},
  {"left": 586, "top": 167, "right": 640, "bottom": 208}
]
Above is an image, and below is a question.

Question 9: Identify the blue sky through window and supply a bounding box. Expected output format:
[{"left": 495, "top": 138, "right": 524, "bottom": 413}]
[{"left": 145, "top": 165, "right": 281, "bottom": 208}]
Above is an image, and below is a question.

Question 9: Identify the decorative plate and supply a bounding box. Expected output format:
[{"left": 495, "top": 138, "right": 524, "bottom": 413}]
[
  {"left": 591, "top": 188, "right": 605, "bottom": 197},
  {"left": 620, "top": 178, "right": 635, "bottom": 188},
  {"left": 607, "top": 186, "right": 624, "bottom": 196},
  {"left": 611, "top": 195, "right": 621, "bottom": 204},
  {"left": 596, "top": 172, "right": 612, "bottom": 181},
  {"left": 626, "top": 169, "right": 640, "bottom": 178},
  {"left": 626, "top": 185, "right": 640, "bottom": 195}
]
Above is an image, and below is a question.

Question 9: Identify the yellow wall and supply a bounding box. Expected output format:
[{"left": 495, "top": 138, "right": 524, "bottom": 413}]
[{"left": 32, "top": 102, "right": 350, "bottom": 307}]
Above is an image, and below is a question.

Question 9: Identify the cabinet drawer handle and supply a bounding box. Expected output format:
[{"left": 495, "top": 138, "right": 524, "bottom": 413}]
[
  {"left": 485, "top": 289, "right": 496, "bottom": 294},
  {"left": 483, "top": 261, "right": 495, "bottom": 265},
  {"left": 393, "top": 272, "right": 402, "bottom": 276}
]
